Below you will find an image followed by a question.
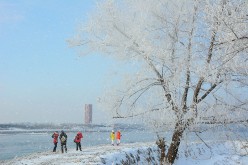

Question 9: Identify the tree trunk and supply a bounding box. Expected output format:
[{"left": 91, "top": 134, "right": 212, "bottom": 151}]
[
  {"left": 156, "top": 137, "right": 166, "bottom": 164},
  {"left": 166, "top": 121, "right": 184, "bottom": 164}
]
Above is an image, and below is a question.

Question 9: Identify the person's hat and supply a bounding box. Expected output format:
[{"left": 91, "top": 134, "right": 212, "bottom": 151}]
[{"left": 112, "top": 130, "right": 114, "bottom": 132}]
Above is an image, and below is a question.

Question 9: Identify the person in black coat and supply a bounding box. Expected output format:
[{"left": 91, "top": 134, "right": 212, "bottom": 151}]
[{"left": 59, "top": 130, "right": 68, "bottom": 153}]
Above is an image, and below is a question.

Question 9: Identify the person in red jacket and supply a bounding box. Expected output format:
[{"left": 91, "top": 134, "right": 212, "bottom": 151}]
[
  {"left": 74, "top": 132, "right": 83, "bottom": 151},
  {"left": 52, "top": 131, "right": 59, "bottom": 152},
  {"left": 116, "top": 130, "right": 122, "bottom": 146}
]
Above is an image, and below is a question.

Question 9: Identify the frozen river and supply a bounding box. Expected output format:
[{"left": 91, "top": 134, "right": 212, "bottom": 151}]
[{"left": 0, "top": 130, "right": 157, "bottom": 160}]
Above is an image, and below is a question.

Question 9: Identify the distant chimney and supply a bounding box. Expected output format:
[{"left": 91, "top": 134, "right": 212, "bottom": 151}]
[{"left": 85, "top": 104, "right": 92, "bottom": 124}]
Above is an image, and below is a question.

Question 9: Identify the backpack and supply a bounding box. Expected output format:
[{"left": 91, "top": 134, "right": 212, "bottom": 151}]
[
  {"left": 61, "top": 135, "right": 66, "bottom": 143},
  {"left": 74, "top": 137, "right": 77, "bottom": 143}
]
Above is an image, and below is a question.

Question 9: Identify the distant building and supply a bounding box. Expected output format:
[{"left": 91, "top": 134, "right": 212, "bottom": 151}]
[{"left": 85, "top": 104, "right": 92, "bottom": 124}]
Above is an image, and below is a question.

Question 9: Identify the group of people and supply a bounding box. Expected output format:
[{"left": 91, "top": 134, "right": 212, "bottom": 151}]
[
  {"left": 52, "top": 130, "right": 122, "bottom": 153},
  {"left": 110, "top": 130, "right": 122, "bottom": 146},
  {"left": 52, "top": 130, "right": 83, "bottom": 153}
]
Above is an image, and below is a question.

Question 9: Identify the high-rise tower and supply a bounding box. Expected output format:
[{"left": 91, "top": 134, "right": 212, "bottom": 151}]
[{"left": 85, "top": 104, "right": 92, "bottom": 124}]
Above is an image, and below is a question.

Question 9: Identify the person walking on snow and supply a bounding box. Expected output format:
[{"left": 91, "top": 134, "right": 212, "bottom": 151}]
[
  {"left": 59, "top": 130, "right": 67, "bottom": 153},
  {"left": 110, "top": 130, "right": 115, "bottom": 146},
  {"left": 116, "top": 130, "right": 122, "bottom": 146},
  {"left": 52, "top": 131, "right": 59, "bottom": 152},
  {"left": 74, "top": 132, "right": 83, "bottom": 151}
]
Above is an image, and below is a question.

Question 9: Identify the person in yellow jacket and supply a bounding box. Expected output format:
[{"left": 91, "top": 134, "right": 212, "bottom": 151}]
[{"left": 110, "top": 130, "right": 115, "bottom": 146}]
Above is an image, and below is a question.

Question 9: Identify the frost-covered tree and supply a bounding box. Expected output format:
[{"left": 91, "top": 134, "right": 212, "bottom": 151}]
[{"left": 69, "top": 0, "right": 248, "bottom": 164}]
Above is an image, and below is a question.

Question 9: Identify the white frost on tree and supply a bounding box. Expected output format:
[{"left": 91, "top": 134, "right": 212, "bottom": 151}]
[{"left": 69, "top": 0, "right": 248, "bottom": 163}]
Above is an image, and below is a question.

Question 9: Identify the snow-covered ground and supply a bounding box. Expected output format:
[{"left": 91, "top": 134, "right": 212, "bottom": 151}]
[
  {"left": 0, "top": 142, "right": 158, "bottom": 165},
  {"left": 176, "top": 141, "right": 248, "bottom": 165},
  {"left": 1, "top": 140, "right": 248, "bottom": 165}
]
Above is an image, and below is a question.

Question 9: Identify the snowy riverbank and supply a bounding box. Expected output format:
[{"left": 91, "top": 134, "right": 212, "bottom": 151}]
[
  {"left": 1, "top": 140, "right": 248, "bottom": 165},
  {"left": 0, "top": 142, "right": 158, "bottom": 165}
]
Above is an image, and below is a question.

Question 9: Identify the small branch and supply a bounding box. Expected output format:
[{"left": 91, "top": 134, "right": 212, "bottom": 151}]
[
  {"left": 129, "top": 82, "right": 159, "bottom": 99},
  {"left": 112, "top": 108, "right": 160, "bottom": 118},
  {"left": 130, "top": 83, "right": 158, "bottom": 107},
  {"left": 214, "top": 36, "right": 248, "bottom": 46},
  {"left": 193, "top": 77, "right": 204, "bottom": 103},
  {"left": 195, "top": 132, "right": 211, "bottom": 149},
  {"left": 197, "top": 82, "right": 222, "bottom": 104}
]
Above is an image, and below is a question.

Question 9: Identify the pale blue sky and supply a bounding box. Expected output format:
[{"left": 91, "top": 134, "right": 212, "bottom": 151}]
[{"left": 0, "top": 0, "right": 115, "bottom": 124}]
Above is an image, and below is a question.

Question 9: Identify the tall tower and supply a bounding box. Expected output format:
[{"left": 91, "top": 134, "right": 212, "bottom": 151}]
[{"left": 85, "top": 104, "right": 92, "bottom": 124}]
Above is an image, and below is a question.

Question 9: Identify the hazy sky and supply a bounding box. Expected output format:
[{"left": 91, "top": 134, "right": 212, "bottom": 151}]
[{"left": 0, "top": 0, "right": 117, "bottom": 124}]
